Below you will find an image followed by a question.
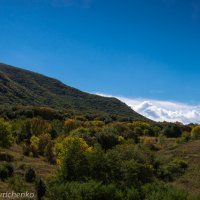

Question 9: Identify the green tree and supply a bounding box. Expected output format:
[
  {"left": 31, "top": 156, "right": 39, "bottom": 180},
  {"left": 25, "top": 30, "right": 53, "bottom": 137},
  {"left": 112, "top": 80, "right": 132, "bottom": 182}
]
[
  {"left": 60, "top": 138, "right": 90, "bottom": 181},
  {"left": 54, "top": 136, "right": 92, "bottom": 165}
]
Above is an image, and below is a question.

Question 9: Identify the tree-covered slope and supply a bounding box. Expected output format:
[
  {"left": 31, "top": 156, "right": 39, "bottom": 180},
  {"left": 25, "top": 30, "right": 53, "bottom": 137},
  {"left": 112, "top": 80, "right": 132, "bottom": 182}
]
[{"left": 0, "top": 63, "right": 147, "bottom": 120}]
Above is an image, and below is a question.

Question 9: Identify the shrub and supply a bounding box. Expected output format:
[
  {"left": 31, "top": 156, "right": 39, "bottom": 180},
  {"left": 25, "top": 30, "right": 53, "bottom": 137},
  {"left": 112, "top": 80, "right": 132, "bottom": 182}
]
[
  {"left": 0, "top": 162, "right": 14, "bottom": 181},
  {"left": 97, "top": 131, "right": 119, "bottom": 151},
  {"left": 0, "top": 166, "right": 9, "bottom": 181},
  {"left": 161, "top": 123, "right": 182, "bottom": 138},
  {"left": 121, "top": 160, "right": 153, "bottom": 187},
  {"left": 142, "top": 182, "right": 188, "bottom": 200},
  {"left": 4, "top": 162, "right": 14, "bottom": 177},
  {"left": 158, "top": 158, "right": 188, "bottom": 181},
  {"left": 126, "top": 187, "right": 140, "bottom": 200},
  {"left": 35, "top": 177, "right": 46, "bottom": 200},
  {"left": 48, "top": 180, "right": 123, "bottom": 200},
  {"left": 25, "top": 167, "right": 36, "bottom": 183}
]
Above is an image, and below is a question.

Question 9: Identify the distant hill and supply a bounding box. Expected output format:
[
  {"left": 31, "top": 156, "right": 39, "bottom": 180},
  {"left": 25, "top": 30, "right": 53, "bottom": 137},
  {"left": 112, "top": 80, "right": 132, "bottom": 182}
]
[{"left": 0, "top": 63, "right": 147, "bottom": 121}]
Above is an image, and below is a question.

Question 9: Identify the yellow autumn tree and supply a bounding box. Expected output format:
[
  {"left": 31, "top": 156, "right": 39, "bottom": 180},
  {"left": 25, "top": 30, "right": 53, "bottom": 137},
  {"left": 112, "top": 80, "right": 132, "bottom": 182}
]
[{"left": 54, "top": 136, "right": 92, "bottom": 165}]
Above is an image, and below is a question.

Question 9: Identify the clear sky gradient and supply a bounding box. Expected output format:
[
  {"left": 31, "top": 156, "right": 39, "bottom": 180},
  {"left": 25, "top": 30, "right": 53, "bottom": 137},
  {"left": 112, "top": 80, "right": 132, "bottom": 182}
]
[{"left": 1, "top": 0, "right": 200, "bottom": 105}]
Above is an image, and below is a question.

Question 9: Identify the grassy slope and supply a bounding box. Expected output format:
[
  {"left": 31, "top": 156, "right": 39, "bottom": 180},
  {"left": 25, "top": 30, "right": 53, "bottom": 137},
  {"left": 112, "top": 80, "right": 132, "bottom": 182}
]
[
  {"left": 0, "top": 145, "right": 57, "bottom": 194},
  {"left": 159, "top": 139, "right": 200, "bottom": 194}
]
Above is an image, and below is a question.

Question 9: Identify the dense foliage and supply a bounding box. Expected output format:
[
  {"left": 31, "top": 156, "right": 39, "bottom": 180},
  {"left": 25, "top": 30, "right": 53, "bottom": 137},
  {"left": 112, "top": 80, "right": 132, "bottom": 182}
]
[{"left": 0, "top": 112, "right": 200, "bottom": 199}]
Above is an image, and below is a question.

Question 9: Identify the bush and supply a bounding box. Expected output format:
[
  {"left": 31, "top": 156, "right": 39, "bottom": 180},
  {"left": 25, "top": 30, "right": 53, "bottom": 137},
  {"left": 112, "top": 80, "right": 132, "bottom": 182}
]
[
  {"left": 191, "top": 126, "right": 200, "bottom": 140},
  {"left": 158, "top": 158, "right": 188, "bottom": 181},
  {"left": 25, "top": 167, "right": 36, "bottom": 183},
  {"left": 161, "top": 123, "right": 182, "bottom": 138},
  {"left": 142, "top": 182, "right": 188, "bottom": 200},
  {"left": 35, "top": 177, "right": 46, "bottom": 200},
  {"left": 126, "top": 187, "right": 140, "bottom": 200},
  {"left": 0, "top": 166, "right": 9, "bottom": 181},
  {"left": 4, "top": 162, "right": 14, "bottom": 177},
  {"left": 121, "top": 160, "right": 153, "bottom": 187},
  {"left": 0, "top": 162, "right": 14, "bottom": 181},
  {"left": 48, "top": 180, "right": 123, "bottom": 200},
  {"left": 97, "top": 128, "right": 119, "bottom": 151}
]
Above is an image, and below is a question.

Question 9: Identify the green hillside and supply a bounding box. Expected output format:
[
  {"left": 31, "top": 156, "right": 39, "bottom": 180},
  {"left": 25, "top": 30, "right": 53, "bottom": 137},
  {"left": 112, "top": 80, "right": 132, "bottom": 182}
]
[{"left": 0, "top": 63, "right": 146, "bottom": 121}]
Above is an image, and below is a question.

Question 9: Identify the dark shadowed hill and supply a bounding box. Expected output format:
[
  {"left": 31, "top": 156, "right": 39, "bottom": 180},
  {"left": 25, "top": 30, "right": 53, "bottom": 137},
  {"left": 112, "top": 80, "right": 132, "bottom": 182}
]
[{"left": 0, "top": 63, "right": 147, "bottom": 120}]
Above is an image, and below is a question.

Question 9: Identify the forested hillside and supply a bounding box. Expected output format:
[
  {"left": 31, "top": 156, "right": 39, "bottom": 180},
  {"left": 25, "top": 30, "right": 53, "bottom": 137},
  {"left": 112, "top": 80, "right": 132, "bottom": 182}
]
[{"left": 0, "top": 63, "right": 146, "bottom": 121}]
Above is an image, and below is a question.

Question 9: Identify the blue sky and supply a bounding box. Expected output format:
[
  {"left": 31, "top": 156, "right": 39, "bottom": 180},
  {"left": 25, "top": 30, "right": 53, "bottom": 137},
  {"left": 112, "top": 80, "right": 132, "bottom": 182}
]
[{"left": 1, "top": 0, "right": 200, "bottom": 122}]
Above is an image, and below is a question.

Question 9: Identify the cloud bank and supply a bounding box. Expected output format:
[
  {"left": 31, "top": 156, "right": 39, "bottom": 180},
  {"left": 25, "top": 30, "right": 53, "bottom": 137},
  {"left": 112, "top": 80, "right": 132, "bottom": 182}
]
[{"left": 96, "top": 93, "right": 200, "bottom": 124}]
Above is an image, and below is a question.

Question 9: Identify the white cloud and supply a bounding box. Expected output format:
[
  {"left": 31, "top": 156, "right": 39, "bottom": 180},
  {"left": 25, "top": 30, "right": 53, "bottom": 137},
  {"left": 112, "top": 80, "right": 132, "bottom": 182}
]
[{"left": 96, "top": 93, "right": 200, "bottom": 124}]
